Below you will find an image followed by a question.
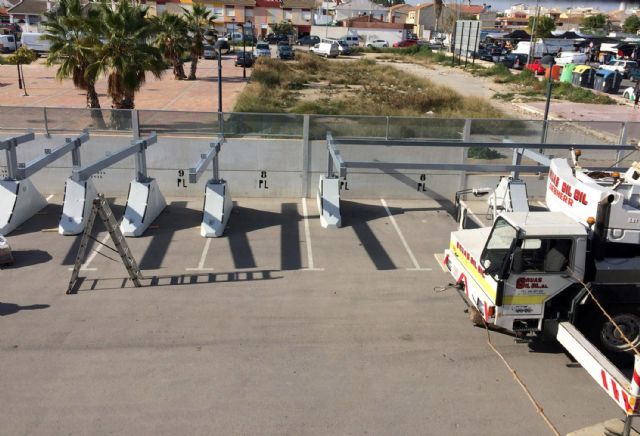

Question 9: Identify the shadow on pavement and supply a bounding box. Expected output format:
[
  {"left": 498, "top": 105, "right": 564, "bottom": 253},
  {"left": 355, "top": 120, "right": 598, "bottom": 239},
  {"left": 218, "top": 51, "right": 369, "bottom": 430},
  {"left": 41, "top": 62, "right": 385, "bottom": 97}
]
[
  {"left": 7, "top": 249, "right": 52, "bottom": 268},
  {"left": 0, "top": 303, "right": 50, "bottom": 316}
]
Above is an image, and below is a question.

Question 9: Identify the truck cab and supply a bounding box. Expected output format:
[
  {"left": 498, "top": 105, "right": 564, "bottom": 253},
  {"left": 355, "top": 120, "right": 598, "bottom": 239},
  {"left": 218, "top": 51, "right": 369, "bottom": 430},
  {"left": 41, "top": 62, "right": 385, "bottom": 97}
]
[{"left": 446, "top": 212, "right": 587, "bottom": 333}]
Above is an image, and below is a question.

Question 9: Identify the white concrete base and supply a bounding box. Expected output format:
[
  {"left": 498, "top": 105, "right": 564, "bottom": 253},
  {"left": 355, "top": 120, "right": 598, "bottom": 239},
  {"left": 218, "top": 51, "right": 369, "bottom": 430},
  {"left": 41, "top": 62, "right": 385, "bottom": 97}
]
[
  {"left": 59, "top": 178, "right": 98, "bottom": 235},
  {"left": 0, "top": 179, "right": 48, "bottom": 235},
  {"left": 120, "top": 179, "right": 166, "bottom": 237},
  {"left": 568, "top": 418, "right": 639, "bottom": 436},
  {"left": 201, "top": 180, "right": 232, "bottom": 237},
  {"left": 316, "top": 175, "right": 341, "bottom": 229}
]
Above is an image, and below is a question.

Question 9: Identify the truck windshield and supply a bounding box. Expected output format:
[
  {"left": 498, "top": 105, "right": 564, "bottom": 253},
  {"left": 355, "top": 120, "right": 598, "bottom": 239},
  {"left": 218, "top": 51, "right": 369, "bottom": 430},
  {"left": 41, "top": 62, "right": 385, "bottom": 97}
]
[{"left": 480, "top": 217, "right": 517, "bottom": 278}]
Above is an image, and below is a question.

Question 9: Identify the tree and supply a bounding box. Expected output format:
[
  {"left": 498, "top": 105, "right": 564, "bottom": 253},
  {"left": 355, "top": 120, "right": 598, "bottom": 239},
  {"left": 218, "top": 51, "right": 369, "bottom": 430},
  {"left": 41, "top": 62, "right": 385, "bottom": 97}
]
[
  {"left": 434, "top": 0, "right": 443, "bottom": 33},
  {"left": 272, "top": 21, "right": 295, "bottom": 36},
  {"left": 623, "top": 14, "right": 640, "bottom": 34},
  {"left": 182, "top": 3, "right": 215, "bottom": 80},
  {"left": 527, "top": 15, "right": 556, "bottom": 38},
  {"left": 88, "top": 0, "right": 165, "bottom": 110},
  {"left": 582, "top": 14, "right": 608, "bottom": 32},
  {"left": 6, "top": 47, "right": 37, "bottom": 96},
  {"left": 42, "top": 0, "right": 103, "bottom": 108},
  {"left": 152, "top": 12, "right": 189, "bottom": 80}
]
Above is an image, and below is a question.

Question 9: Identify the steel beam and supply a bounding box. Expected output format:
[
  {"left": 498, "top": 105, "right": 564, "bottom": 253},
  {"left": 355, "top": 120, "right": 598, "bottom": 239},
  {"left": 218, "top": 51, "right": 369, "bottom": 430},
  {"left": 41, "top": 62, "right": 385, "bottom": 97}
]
[
  {"left": 1, "top": 131, "right": 36, "bottom": 180},
  {"left": 345, "top": 161, "right": 625, "bottom": 173},
  {"left": 72, "top": 132, "right": 157, "bottom": 182},
  {"left": 189, "top": 137, "right": 224, "bottom": 184},
  {"left": 332, "top": 138, "right": 636, "bottom": 151},
  {"left": 17, "top": 131, "right": 89, "bottom": 180},
  {"left": 326, "top": 132, "right": 346, "bottom": 178},
  {"left": 0, "top": 131, "right": 35, "bottom": 150}
]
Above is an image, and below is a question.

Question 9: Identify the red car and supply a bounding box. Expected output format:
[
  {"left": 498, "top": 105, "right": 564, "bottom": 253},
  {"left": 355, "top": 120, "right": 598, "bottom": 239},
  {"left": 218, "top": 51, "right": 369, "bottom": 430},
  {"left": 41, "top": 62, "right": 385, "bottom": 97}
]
[
  {"left": 525, "top": 59, "right": 546, "bottom": 75},
  {"left": 393, "top": 39, "right": 418, "bottom": 48}
]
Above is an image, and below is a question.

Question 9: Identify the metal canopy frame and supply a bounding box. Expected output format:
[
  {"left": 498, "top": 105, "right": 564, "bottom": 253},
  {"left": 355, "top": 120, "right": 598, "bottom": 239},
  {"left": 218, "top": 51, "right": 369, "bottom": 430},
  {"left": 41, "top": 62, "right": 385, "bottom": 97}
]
[
  {"left": 326, "top": 132, "right": 634, "bottom": 178},
  {"left": 72, "top": 132, "right": 157, "bottom": 183},
  {"left": 188, "top": 136, "right": 225, "bottom": 184},
  {"left": 1, "top": 131, "right": 35, "bottom": 180},
  {"left": 17, "top": 130, "right": 89, "bottom": 180}
]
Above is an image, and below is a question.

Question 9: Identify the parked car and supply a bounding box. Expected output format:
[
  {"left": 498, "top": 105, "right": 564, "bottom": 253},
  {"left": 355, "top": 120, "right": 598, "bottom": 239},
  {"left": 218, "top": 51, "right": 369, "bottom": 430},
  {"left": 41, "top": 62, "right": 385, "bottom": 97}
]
[
  {"left": 554, "top": 51, "right": 588, "bottom": 67},
  {"left": 525, "top": 59, "right": 546, "bottom": 75},
  {"left": 630, "top": 67, "right": 640, "bottom": 82},
  {"left": 393, "top": 39, "right": 418, "bottom": 48},
  {"left": 623, "top": 86, "right": 637, "bottom": 101},
  {"left": 0, "top": 34, "right": 17, "bottom": 53},
  {"left": 203, "top": 44, "right": 216, "bottom": 59},
  {"left": 427, "top": 37, "right": 444, "bottom": 49},
  {"left": 277, "top": 42, "right": 294, "bottom": 60},
  {"left": 265, "top": 33, "right": 289, "bottom": 45},
  {"left": 366, "top": 39, "right": 388, "bottom": 48},
  {"left": 309, "top": 41, "right": 339, "bottom": 58},
  {"left": 235, "top": 51, "right": 254, "bottom": 67},
  {"left": 298, "top": 35, "right": 320, "bottom": 46},
  {"left": 600, "top": 59, "right": 638, "bottom": 79},
  {"left": 254, "top": 42, "right": 271, "bottom": 58},
  {"left": 336, "top": 40, "right": 351, "bottom": 55},
  {"left": 501, "top": 53, "right": 528, "bottom": 70}
]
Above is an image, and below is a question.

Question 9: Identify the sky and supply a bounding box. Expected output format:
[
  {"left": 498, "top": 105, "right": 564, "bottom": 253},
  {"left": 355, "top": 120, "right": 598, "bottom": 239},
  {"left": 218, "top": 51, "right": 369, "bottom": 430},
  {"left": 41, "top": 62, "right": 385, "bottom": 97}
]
[{"left": 404, "top": 0, "right": 638, "bottom": 11}]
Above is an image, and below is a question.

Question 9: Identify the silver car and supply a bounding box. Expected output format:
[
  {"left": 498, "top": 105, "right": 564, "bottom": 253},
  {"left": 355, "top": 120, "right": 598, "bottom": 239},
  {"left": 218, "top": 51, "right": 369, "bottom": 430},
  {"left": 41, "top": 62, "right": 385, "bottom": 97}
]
[{"left": 254, "top": 42, "right": 271, "bottom": 58}]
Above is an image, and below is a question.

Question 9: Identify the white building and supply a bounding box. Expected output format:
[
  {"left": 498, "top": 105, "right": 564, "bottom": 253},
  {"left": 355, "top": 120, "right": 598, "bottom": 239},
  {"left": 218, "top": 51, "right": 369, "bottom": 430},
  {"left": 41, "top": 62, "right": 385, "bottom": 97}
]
[{"left": 314, "top": 0, "right": 388, "bottom": 26}]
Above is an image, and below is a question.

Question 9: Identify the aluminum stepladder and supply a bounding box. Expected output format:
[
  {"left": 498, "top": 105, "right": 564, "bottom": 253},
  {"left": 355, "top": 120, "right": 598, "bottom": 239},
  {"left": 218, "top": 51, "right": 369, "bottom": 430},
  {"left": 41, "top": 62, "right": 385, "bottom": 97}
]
[{"left": 67, "top": 195, "right": 144, "bottom": 294}]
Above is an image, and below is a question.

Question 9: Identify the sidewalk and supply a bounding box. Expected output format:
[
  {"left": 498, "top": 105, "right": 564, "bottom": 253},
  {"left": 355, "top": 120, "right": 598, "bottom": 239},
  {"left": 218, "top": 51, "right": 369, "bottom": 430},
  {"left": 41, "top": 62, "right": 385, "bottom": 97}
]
[{"left": 0, "top": 55, "right": 247, "bottom": 112}]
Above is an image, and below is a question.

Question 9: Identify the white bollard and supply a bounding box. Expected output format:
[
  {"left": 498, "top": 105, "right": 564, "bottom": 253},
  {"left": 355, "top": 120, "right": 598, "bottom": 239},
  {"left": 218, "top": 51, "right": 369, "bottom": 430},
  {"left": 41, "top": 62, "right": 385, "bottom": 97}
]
[
  {"left": 316, "top": 175, "right": 341, "bottom": 229},
  {"left": 59, "top": 178, "right": 98, "bottom": 235},
  {"left": 0, "top": 179, "right": 47, "bottom": 235},
  {"left": 201, "top": 180, "right": 232, "bottom": 237},
  {"left": 120, "top": 178, "right": 166, "bottom": 237}
]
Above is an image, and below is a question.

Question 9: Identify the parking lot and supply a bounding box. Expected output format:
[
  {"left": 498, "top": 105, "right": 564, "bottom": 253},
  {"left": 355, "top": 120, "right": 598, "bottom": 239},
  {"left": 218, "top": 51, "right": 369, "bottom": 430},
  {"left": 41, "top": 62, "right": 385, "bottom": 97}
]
[{"left": 0, "top": 194, "right": 625, "bottom": 435}]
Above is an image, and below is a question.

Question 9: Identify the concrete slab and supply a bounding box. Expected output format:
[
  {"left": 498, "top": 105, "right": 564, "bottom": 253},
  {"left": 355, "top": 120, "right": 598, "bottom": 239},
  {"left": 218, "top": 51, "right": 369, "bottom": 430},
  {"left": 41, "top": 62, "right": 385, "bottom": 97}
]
[
  {"left": 0, "top": 198, "right": 627, "bottom": 435},
  {"left": 568, "top": 418, "right": 639, "bottom": 436}
]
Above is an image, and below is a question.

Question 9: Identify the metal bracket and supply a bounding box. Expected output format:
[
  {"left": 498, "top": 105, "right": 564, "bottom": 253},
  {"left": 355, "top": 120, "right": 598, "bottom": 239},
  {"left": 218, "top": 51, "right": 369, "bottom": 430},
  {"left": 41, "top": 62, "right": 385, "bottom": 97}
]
[
  {"left": 16, "top": 130, "right": 89, "bottom": 180},
  {"left": 1, "top": 130, "right": 35, "bottom": 180},
  {"left": 189, "top": 136, "right": 225, "bottom": 184},
  {"left": 326, "top": 132, "right": 347, "bottom": 179},
  {"left": 72, "top": 132, "right": 157, "bottom": 182}
]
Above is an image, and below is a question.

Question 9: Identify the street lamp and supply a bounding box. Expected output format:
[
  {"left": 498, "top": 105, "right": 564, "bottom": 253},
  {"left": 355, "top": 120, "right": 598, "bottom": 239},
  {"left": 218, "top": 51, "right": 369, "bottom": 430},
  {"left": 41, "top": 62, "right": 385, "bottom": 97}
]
[
  {"left": 243, "top": 20, "right": 252, "bottom": 79},
  {"left": 540, "top": 54, "right": 555, "bottom": 143},
  {"left": 231, "top": 17, "right": 236, "bottom": 52}
]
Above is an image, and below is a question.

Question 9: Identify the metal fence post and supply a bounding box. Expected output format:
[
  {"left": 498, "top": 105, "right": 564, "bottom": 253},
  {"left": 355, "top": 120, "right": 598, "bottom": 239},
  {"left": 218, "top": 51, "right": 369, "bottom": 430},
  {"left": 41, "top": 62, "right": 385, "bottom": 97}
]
[
  {"left": 301, "top": 114, "right": 310, "bottom": 197},
  {"left": 385, "top": 116, "right": 390, "bottom": 140},
  {"left": 5, "top": 138, "right": 19, "bottom": 180},
  {"left": 43, "top": 107, "right": 51, "bottom": 138},
  {"left": 459, "top": 118, "right": 472, "bottom": 192},
  {"left": 618, "top": 121, "right": 629, "bottom": 164},
  {"left": 131, "top": 109, "right": 140, "bottom": 140}
]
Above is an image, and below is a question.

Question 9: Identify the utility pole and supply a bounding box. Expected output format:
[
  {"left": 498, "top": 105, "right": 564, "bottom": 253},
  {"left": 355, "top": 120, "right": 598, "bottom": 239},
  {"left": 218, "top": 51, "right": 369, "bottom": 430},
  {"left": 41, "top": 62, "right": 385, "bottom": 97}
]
[{"left": 527, "top": 0, "right": 540, "bottom": 66}]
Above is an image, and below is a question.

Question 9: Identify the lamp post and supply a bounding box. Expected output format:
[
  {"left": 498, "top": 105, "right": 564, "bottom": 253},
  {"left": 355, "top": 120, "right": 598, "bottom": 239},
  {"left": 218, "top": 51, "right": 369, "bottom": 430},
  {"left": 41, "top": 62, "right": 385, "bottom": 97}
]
[
  {"left": 242, "top": 21, "right": 246, "bottom": 79},
  {"left": 231, "top": 17, "right": 236, "bottom": 52},
  {"left": 540, "top": 54, "right": 555, "bottom": 144}
]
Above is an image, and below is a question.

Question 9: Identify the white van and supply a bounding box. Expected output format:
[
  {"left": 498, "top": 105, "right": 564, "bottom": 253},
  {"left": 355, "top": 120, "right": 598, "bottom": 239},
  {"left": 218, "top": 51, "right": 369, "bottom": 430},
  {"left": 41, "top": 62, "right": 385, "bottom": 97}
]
[
  {"left": 339, "top": 35, "right": 359, "bottom": 47},
  {"left": 310, "top": 41, "right": 339, "bottom": 58},
  {"left": 0, "top": 34, "right": 17, "bottom": 53},
  {"left": 20, "top": 32, "right": 51, "bottom": 56},
  {"left": 555, "top": 51, "right": 588, "bottom": 66}
]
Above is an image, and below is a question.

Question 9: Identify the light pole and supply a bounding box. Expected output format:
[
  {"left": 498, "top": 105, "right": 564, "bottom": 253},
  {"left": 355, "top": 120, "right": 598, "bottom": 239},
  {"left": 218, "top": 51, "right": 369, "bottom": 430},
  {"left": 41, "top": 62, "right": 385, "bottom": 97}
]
[
  {"left": 231, "top": 17, "right": 236, "bottom": 52},
  {"left": 242, "top": 22, "right": 246, "bottom": 79},
  {"left": 540, "top": 54, "right": 555, "bottom": 143}
]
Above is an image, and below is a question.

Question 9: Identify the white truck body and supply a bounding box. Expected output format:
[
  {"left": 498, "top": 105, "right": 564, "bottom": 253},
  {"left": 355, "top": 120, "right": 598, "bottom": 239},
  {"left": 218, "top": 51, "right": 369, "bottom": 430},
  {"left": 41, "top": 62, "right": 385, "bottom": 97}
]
[
  {"left": 20, "top": 32, "right": 51, "bottom": 55},
  {"left": 513, "top": 39, "right": 576, "bottom": 58}
]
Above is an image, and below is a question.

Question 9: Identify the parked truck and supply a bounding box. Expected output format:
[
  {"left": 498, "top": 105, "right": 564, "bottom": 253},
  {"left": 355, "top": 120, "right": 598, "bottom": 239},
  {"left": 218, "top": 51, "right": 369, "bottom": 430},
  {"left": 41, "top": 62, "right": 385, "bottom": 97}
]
[
  {"left": 513, "top": 38, "right": 576, "bottom": 58},
  {"left": 443, "top": 153, "right": 640, "bottom": 418}
]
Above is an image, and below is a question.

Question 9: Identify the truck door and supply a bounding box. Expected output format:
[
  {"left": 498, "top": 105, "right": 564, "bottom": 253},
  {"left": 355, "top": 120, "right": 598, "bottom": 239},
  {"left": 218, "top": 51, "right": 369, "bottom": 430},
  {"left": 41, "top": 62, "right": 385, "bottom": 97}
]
[{"left": 501, "top": 238, "right": 575, "bottom": 317}]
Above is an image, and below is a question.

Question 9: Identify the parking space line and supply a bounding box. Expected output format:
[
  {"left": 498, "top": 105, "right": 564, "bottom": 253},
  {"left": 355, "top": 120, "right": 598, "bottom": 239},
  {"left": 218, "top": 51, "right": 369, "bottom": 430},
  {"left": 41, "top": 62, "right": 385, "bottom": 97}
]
[
  {"left": 433, "top": 253, "right": 449, "bottom": 273},
  {"left": 66, "top": 232, "right": 109, "bottom": 271},
  {"left": 301, "top": 197, "right": 324, "bottom": 271},
  {"left": 380, "top": 199, "right": 431, "bottom": 272},
  {"left": 186, "top": 237, "right": 214, "bottom": 271}
]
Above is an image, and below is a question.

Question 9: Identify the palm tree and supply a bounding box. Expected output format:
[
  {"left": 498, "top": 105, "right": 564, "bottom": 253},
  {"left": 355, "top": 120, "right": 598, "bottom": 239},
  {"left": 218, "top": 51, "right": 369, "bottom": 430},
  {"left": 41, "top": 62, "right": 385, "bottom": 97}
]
[
  {"left": 182, "top": 3, "right": 215, "bottom": 80},
  {"left": 88, "top": 0, "right": 165, "bottom": 109},
  {"left": 152, "top": 11, "right": 189, "bottom": 80},
  {"left": 42, "top": 0, "right": 102, "bottom": 108}
]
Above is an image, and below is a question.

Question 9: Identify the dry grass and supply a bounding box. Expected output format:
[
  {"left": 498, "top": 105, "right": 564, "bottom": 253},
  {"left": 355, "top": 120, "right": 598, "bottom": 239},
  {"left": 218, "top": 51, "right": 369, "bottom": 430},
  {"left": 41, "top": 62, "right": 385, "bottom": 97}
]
[{"left": 234, "top": 52, "right": 504, "bottom": 118}]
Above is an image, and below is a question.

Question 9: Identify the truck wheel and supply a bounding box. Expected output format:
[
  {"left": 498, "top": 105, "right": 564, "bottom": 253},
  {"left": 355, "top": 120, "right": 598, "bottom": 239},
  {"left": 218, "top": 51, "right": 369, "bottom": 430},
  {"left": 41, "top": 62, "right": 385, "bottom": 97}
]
[{"left": 599, "top": 309, "right": 640, "bottom": 354}]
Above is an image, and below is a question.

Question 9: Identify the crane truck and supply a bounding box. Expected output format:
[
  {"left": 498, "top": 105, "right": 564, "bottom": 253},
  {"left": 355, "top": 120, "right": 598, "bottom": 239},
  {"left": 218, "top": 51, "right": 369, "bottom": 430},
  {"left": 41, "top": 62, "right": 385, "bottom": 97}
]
[{"left": 443, "top": 154, "right": 640, "bottom": 418}]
